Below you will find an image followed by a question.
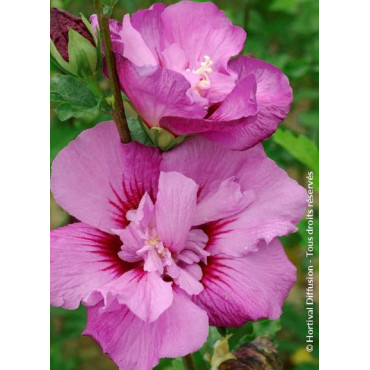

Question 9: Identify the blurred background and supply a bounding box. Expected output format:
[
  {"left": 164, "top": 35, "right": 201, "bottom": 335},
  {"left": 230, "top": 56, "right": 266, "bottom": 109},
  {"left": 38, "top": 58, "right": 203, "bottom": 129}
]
[{"left": 50, "top": 0, "right": 319, "bottom": 368}]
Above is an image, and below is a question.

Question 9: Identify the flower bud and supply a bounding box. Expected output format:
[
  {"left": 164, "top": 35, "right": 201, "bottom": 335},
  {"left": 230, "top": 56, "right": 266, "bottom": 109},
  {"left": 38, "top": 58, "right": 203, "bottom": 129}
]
[
  {"left": 145, "top": 127, "right": 186, "bottom": 151},
  {"left": 50, "top": 8, "right": 97, "bottom": 77},
  {"left": 218, "top": 337, "right": 282, "bottom": 370}
]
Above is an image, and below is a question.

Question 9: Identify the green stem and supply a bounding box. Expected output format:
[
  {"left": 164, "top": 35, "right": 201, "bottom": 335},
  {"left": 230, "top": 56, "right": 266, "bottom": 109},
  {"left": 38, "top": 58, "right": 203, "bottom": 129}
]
[
  {"left": 182, "top": 354, "right": 196, "bottom": 370},
  {"left": 94, "top": 0, "right": 131, "bottom": 143}
]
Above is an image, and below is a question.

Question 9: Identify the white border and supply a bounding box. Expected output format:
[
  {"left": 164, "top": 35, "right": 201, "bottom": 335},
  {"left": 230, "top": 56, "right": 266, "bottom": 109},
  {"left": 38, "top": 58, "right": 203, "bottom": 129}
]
[
  {"left": 0, "top": 1, "right": 50, "bottom": 368},
  {"left": 320, "top": 0, "right": 370, "bottom": 368}
]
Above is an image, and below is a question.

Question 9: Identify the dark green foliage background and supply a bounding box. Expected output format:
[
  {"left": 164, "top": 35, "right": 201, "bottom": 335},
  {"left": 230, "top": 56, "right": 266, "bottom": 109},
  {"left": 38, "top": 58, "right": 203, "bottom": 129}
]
[{"left": 50, "top": 0, "right": 319, "bottom": 368}]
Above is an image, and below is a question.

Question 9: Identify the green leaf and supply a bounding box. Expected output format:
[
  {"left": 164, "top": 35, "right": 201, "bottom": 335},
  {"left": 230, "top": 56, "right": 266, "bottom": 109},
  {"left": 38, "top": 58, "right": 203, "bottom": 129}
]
[
  {"left": 127, "top": 117, "right": 155, "bottom": 147},
  {"left": 51, "top": 75, "right": 101, "bottom": 121},
  {"left": 228, "top": 319, "right": 281, "bottom": 351},
  {"left": 272, "top": 128, "right": 319, "bottom": 190},
  {"left": 51, "top": 75, "right": 97, "bottom": 107},
  {"left": 253, "top": 318, "right": 282, "bottom": 338},
  {"left": 155, "top": 358, "right": 184, "bottom": 370},
  {"left": 55, "top": 102, "right": 99, "bottom": 122},
  {"left": 228, "top": 322, "right": 254, "bottom": 351}
]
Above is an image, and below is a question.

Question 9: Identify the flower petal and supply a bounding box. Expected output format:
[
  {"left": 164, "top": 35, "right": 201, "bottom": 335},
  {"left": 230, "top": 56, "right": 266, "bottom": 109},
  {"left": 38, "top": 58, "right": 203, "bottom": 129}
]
[
  {"left": 214, "top": 56, "right": 293, "bottom": 149},
  {"left": 160, "top": 114, "right": 252, "bottom": 136},
  {"left": 205, "top": 143, "right": 307, "bottom": 257},
  {"left": 87, "top": 268, "right": 173, "bottom": 323},
  {"left": 179, "top": 229, "right": 209, "bottom": 264},
  {"left": 84, "top": 289, "right": 209, "bottom": 370},
  {"left": 50, "top": 222, "right": 131, "bottom": 309},
  {"left": 115, "top": 56, "right": 207, "bottom": 127},
  {"left": 238, "top": 143, "right": 307, "bottom": 239},
  {"left": 204, "top": 72, "right": 236, "bottom": 104},
  {"left": 130, "top": 3, "right": 167, "bottom": 65},
  {"left": 51, "top": 121, "right": 161, "bottom": 232},
  {"left": 155, "top": 172, "right": 198, "bottom": 253},
  {"left": 209, "top": 75, "right": 257, "bottom": 121},
  {"left": 119, "top": 14, "right": 157, "bottom": 66},
  {"left": 193, "top": 177, "right": 255, "bottom": 226},
  {"left": 162, "top": 43, "right": 187, "bottom": 70},
  {"left": 167, "top": 263, "right": 204, "bottom": 296},
  {"left": 161, "top": 136, "right": 249, "bottom": 200},
  {"left": 193, "top": 239, "right": 296, "bottom": 327},
  {"left": 161, "top": 1, "right": 246, "bottom": 71},
  {"left": 160, "top": 74, "right": 257, "bottom": 139},
  {"left": 116, "top": 193, "right": 155, "bottom": 263}
]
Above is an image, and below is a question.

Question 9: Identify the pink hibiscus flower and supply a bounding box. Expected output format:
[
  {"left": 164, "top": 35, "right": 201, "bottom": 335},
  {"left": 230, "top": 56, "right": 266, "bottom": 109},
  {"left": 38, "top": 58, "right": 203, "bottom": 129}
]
[
  {"left": 50, "top": 122, "right": 306, "bottom": 369},
  {"left": 91, "top": 1, "right": 292, "bottom": 150}
]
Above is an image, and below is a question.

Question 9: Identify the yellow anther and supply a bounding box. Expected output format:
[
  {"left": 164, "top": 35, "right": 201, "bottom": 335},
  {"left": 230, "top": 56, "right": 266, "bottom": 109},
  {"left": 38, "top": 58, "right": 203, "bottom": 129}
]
[{"left": 147, "top": 235, "right": 160, "bottom": 246}]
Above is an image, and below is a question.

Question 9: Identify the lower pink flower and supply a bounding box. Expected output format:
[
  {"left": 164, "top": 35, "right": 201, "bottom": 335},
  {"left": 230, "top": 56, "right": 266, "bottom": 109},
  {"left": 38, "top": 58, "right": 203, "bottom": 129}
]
[{"left": 50, "top": 121, "right": 306, "bottom": 369}]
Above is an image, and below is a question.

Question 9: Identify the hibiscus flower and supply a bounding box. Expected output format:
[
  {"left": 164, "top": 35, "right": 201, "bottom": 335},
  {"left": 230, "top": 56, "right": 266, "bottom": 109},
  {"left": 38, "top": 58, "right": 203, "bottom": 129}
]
[
  {"left": 51, "top": 121, "right": 306, "bottom": 369},
  {"left": 91, "top": 1, "right": 292, "bottom": 150}
]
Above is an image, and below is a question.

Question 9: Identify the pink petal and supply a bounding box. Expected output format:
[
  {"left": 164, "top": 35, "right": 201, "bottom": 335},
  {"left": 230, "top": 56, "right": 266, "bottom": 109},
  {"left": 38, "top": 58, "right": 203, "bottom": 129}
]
[
  {"left": 51, "top": 121, "right": 161, "bottom": 232},
  {"left": 160, "top": 75, "right": 258, "bottom": 137},
  {"left": 84, "top": 289, "right": 209, "bottom": 370},
  {"left": 115, "top": 56, "right": 207, "bottom": 127},
  {"left": 211, "top": 56, "right": 293, "bottom": 149},
  {"left": 143, "top": 248, "right": 164, "bottom": 273},
  {"left": 182, "top": 263, "right": 203, "bottom": 281},
  {"left": 179, "top": 229, "right": 209, "bottom": 264},
  {"left": 209, "top": 75, "right": 257, "bottom": 121},
  {"left": 160, "top": 114, "right": 252, "bottom": 136},
  {"left": 193, "top": 239, "right": 296, "bottom": 327},
  {"left": 205, "top": 143, "right": 307, "bottom": 257},
  {"left": 162, "top": 43, "right": 187, "bottom": 70},
  {"left": 161, "top": 1, "right": 246, "bottom": 71},
  {"left": 204, "top": 71, "right": 236, "bottom": 104},
  {"left": 130, "top": 3, "right": 167, "bottom": 65},
  {"left": 161, "top": 136, "right": 249, "bottom": 200},
  {"left": 50, "top": 222, "right": 132, "bottom": 309},
  {"left": 87, "top": 269, "right": 173, "bottom": 323},
  {"left": 193, "top": 177, "right": 255, "bottom": 226},
  {"left": 230, "top": 56, "right": 292, "bottom": 116},
  {"left": 116, "top": 224, "right": 143, "bottom": 262},
  {"left": 116, "top": 193, "right": 155, "bottom": 263},
  {"left": 155, "top": 172, "right": 198, "bottom": 253},
  {"left": 127, "top": 192, "right": 155, "bottom": 228},
  {"left": 167, "top": 263, "right": 204, "bottom": 296},
  {"left": 236, "top": 143, "right": 307, "bottom": 240},
  {"left": 119, "top": 14, "right": 157, "bottom": 66}
]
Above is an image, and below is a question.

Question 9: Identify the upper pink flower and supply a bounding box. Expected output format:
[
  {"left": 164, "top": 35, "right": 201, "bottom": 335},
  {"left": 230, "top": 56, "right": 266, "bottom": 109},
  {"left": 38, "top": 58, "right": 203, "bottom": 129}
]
[
  {"left": 91, "top": 1, "right": 292, "bottom": 150},
  {"left": 50, "top": 122, "right": 306, "bottom": 369}
]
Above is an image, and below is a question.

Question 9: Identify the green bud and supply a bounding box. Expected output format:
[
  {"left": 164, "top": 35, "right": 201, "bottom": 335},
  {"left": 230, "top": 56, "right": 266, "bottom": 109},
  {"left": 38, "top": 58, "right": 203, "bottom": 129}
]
[
  {"left": 50, "top": 8, "right": 97, "bottom": 77},
  {"left": 67, "top": 28, "right": 97, "bottom": 77},
  {"left": 145, "top": 126, "right": 186, "bottom": 151}
]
